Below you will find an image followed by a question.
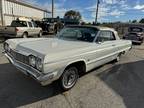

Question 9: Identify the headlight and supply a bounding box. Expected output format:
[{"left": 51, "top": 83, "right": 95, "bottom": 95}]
[
  {"left": 4, "top": 43, "right": 10, "bottom": 52},
  {"left": 29, "top": 55, "right": 36, "bottom": 67},
  {"left": 29, "top": 55, "right": 43, "bottom": 71},
  {"left": 4, "top": 43, "right": 8, "bottom": 51},
  {"left": 7, "top": 46, "right": 11, "bottom": 52},
  {"left": 36, "top": 58, "right": 43, "bottom": 71}
]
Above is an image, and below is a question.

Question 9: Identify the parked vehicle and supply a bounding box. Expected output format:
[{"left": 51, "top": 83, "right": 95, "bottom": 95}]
[
  {"left": 4, "top": 25, "right": 132, "bottom": 90},
  {"left": 35, "top": 18, "right": 79, "bottom": 34},
  {"left": 61, "top": 18, "right": 80, "bottom": 25},
  {"left": 0, "top": 17, "right": 42, "bottom": 38},
  {"left": 38, "top": 18, "right": 63, "bottom": 33},
  {"left": 123, "top": 26, "right": 144, "bottom": 44}
]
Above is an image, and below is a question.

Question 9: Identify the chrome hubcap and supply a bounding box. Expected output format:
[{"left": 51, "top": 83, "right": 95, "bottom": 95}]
[{"left": 63, "top": 68, "right": 77, "bottom": 87}]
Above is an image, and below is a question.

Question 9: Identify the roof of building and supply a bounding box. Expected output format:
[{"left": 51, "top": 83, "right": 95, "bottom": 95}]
[{"left": 6, "top": 0, "right": 51, "bottom": 13}]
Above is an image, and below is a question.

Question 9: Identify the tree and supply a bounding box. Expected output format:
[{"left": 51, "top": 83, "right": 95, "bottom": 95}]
[
  {"left": 132, "top": 20, "right": 137, "bottom": 23},
  {"left": 139, "top": 18, "right": 144, "bottom": 23},
  {"left": 64, "top": 10, "right": 82, "bottom": 20}
]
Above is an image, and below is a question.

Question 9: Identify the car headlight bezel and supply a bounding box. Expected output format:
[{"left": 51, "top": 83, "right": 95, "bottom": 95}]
[
  {"left": 36, "top": 58, "right": 43, "bottom": 71},
  {"left": 4, "top": 42, "right": 8, "bottom": 52},
  {"left": 29, "top": 55, "right": 36, "bottom": 67},
  {"left": 4, "top": 42, "right": 11, "bottom": 53},
  {"left": 29, "top": 55, "right": 43, "bottom": 72}
]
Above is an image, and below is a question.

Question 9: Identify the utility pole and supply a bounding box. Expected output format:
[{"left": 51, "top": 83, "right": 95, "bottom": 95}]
[
  {"left": 0, "top": 0, "right": 4, "bottom": 26},
  {"left": 52, "top": 0, "right": 54, "bottom": 18},
  {"left": 12, "top": 7, "right": 15, "bottom": 20},
  {"left": 95, "top": 0, "right": 100, "bottom": 24}
]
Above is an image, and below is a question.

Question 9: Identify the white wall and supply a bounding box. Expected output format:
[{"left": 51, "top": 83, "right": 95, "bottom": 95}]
[
  {"left": 2, "top": 0, "right": 45, "bottom": 25},
  {"left": 4, "top": 16, "right": 13, "bottom": 25}
]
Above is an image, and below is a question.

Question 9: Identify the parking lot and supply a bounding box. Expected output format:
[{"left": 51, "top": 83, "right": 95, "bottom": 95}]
[{"left": 0, "top": 40, "right": 144, "bottom": 108}]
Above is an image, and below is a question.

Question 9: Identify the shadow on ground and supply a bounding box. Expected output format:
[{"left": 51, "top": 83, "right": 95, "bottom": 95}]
[
  {"left": 0, "top": 60, "right": 144, "bottom": 108},
  {"left": 98, "top": 60, "right": 144, "bottom": 108},
  {"left": 0, "top": 63, "right": 63, "bottom": 108}
]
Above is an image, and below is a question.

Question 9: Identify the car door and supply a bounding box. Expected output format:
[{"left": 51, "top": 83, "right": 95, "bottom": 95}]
[
  {"left": 88, "top": 30, "right": 117, "bottom": 70},
  {"left": 32, "top": 22, "right": 40, "bottom": 35},
  {"left": 27, "top": 22, "right": 34, "bottom": 36}
]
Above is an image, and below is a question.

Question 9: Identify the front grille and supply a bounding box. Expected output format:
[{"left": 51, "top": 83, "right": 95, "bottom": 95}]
[{"left": 9, "top": 49, "right": 29, "bottom": 65}]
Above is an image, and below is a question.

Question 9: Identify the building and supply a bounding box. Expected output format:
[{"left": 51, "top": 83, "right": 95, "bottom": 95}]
[{"left": 0, "top": 0, "right": 50, "bottom": 26}]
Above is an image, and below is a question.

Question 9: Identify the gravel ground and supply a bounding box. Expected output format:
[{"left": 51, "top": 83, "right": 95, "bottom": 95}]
[{"left": 0, "top": 41, "right": 144, "bottom": 108}]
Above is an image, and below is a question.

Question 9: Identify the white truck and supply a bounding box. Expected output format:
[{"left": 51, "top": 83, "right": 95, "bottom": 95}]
[
  {"left": 4, "top": 25, "right": 132, "bottom": 90},
  {"left": 0, "top": 17, "right": 42, "bottom": 38}
]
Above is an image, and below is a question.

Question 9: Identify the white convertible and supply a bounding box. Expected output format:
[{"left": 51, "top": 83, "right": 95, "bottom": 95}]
[{"left": 4, "top": 25, "right": 132, "bottom": 90}]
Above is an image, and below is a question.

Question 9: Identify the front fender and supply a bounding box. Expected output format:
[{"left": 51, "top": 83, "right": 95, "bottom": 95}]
[{"left": 43, "top": 58, "right": 87, "bottom": 80}]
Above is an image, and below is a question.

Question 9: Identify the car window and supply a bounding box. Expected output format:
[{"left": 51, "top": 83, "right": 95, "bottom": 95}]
[
  {"left": 33, "top": 22, "right": 38, "bottom": 27},
  {"left": 28, "top": 22, "right": 33, "bottom": 27},
  {"left": 111, "top": 32, "right": 116, "bottom": 40},
  {"left": 58, "top": 27, "right": 98, "bottom": 42},
  {"left": 11, "top": 21, "right": 27, "bottom": 27},
  {"left": 96, "top": 31, "right": 116, "bottom": 42}
]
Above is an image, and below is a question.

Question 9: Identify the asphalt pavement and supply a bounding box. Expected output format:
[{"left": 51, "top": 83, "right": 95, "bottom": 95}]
[{"left": 0, "top": 41, "right": 144, "bottom": 108}]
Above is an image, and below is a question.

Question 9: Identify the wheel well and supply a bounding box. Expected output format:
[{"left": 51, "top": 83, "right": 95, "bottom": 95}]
[
  {"left": 39, "top": 30, "right": 42, "bottom": 33},
  {"left": 23, "top": 31, "right": 28, "bottom": 35},
  {"left": 65, "top": 61, "right": 86, "bottom": 75}
]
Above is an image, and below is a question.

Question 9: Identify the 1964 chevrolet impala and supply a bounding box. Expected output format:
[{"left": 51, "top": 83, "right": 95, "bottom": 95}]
[{"left": 4, "top": 25, "right": 132, "bottom": 90}]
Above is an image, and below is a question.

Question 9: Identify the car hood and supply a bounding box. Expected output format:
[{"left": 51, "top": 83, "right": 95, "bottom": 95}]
[{"left": 7, "top": 38, "right": 93, "bottom": 58}]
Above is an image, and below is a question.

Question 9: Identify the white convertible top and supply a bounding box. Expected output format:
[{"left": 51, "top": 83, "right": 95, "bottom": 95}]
[{"left": 67, "top": 25, "right": 120, "bottom": 40}]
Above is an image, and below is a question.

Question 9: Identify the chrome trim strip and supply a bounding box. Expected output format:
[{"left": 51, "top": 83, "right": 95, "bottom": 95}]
[
  {"left": 44, "top": 43, "right": 131, "bottom": 65},
  {"left": 44, "top": 46, "right": 111, "bottom": 64},
  {"left": 87, "top": 47, "right": 130, "bottom": 65}
]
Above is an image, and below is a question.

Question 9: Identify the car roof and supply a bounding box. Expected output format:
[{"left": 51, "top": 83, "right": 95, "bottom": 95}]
[{"left": 66, "top": 25, "right": 115, "bottom": 31}]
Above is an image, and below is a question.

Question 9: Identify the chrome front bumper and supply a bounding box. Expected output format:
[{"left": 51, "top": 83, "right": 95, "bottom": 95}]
[{"left": 5, "top": 53, "right": 55, "bottom": 86}]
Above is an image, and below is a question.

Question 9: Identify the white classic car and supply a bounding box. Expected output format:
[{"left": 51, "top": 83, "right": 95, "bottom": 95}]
[{"left": 4, "top": 25, "right": 132, "bottom": 90}]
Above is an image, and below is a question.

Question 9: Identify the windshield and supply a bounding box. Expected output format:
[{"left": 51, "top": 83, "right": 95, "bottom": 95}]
[
  {"left": 11, "top": 21, "right": 27, "bottom": 27},
  {"left": 57, "top": 27, "right": 98, "bottom": 42}
]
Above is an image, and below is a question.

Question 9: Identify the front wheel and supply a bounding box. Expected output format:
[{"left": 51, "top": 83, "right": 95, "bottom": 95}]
[
  {"left": 38, "top": 31, "right": 42, "bottom": 37},
  {"left": 115, "top": 53, "right": 122, "bottom": 62},
  {"left": 22, "top": 32, "right": 28, "bottom": 38},
  {"left": 60, "top": 67, "right": 79, "bottom": 91},
  {"left": 140, "top": 39, "right": 143, "bottom": 45}
]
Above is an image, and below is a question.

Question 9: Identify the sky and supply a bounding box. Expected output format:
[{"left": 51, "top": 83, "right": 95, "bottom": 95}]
[{"left": 25, "top": 0, "right": 144, "bottom": 23}]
